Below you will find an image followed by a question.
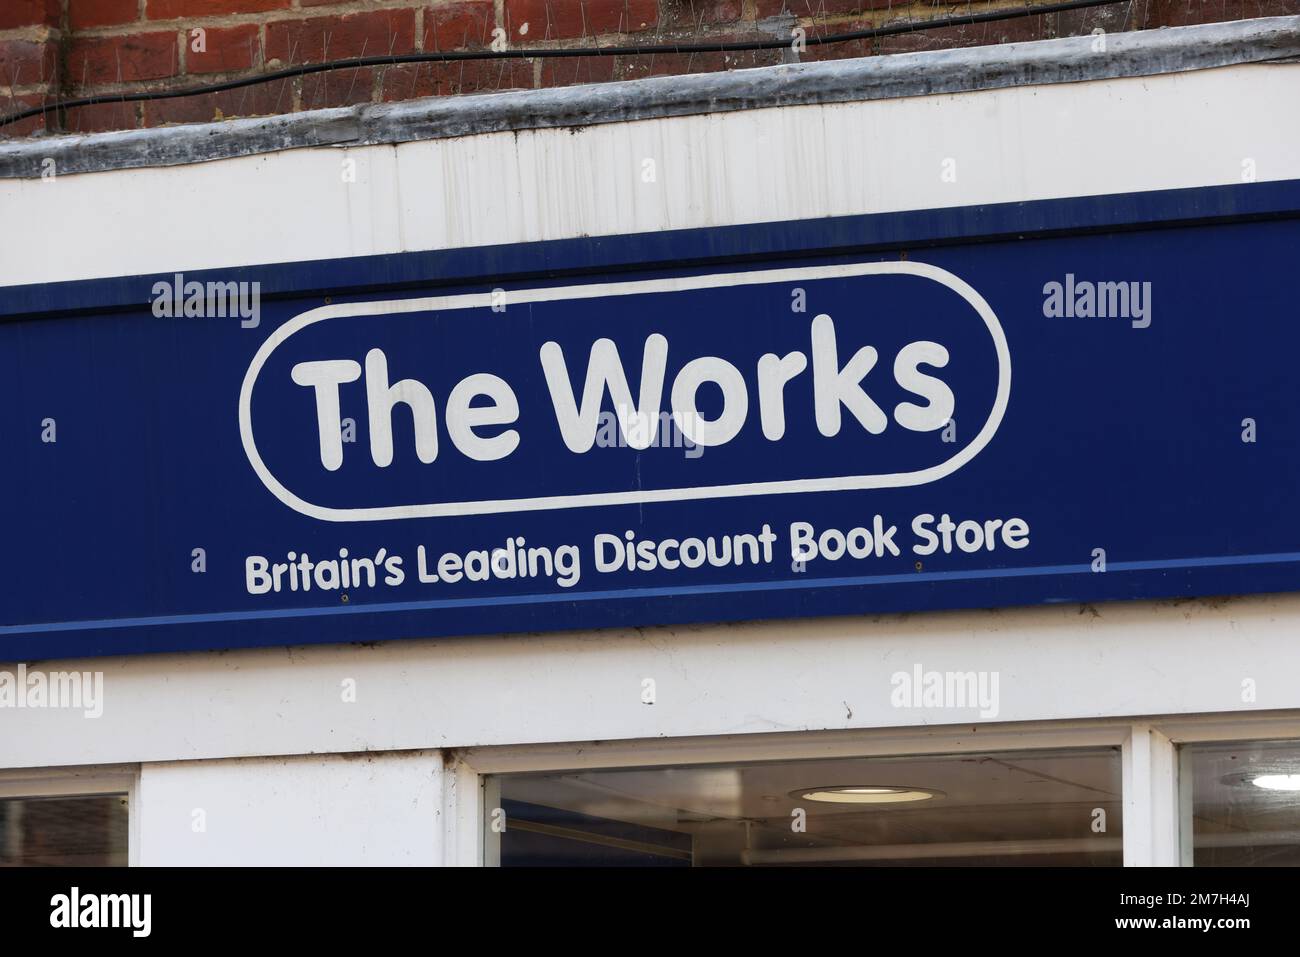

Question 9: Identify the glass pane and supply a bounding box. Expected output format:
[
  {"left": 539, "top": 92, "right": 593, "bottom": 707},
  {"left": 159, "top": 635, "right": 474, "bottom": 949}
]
[
  {"left": 1183, "top": 740, "right": 1300, "bottom": 866},
  {"left": 0, "top": 794, "right": 129, "bottom": 867},
  {"left": 491, "top": 748, "right": 1122, "bottom": 866}
]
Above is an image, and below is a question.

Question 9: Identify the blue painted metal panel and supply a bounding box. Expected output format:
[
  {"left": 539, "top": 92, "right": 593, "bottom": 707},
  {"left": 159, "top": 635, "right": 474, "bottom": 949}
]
[{"left": 1, "top": 182, "right": 1297, "bottom": 659}]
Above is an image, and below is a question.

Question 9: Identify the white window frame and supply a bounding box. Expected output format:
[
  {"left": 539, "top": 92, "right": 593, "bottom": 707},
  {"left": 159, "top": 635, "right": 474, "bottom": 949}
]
[
  {"left": 4, "top": 712, "right": 1298, "bottom": 866},
  {"left": 459, "top": 712, "right": 1300, "bottom": 867},
  {"left": 0, "top": 764, "right": 141, "bottom": 866}
]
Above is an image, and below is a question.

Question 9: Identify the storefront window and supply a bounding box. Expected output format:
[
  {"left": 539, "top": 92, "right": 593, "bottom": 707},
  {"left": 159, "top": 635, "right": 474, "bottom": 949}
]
[
  {"left": 490, "top": 748, "right": 1122, "bottom": 866},
  {"left": 0, "top": 794, "right": 129, "bottom": 867},
  {"left": 1182, "top": 740, "right": 1300, "bottom": 866}
]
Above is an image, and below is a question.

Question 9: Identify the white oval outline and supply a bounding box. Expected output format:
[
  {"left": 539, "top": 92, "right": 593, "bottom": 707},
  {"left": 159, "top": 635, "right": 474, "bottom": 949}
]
[{"left": 239, "top": 260, "right": 1011, "bottom": 521}]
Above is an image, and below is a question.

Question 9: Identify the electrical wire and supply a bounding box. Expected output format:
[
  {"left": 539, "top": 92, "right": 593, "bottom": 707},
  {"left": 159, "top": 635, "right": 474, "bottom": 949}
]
[{"left": 0, "top": 0, "right": 1125, "bottom": 130}]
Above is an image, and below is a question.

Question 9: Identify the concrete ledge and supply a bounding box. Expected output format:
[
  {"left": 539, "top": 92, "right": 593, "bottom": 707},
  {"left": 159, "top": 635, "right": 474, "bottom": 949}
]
[{"left": 0, "top": 15, "right": 1297, "bottom": 179}]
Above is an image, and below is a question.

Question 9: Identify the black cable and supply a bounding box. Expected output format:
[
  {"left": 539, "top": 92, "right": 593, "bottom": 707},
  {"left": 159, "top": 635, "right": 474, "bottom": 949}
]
[{"left": 1, "top": 0, "right": 1123, "bottom": 130}]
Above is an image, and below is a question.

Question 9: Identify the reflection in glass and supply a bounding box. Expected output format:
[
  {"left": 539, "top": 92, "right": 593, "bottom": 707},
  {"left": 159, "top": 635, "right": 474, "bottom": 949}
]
[
  {"left": 0, "top": 794, "right": 129, "bottom": 867},
  {"left": 492, "top": 748, "right": 1123, "bottom": 867},
  {"left": 1184, "top": 740, "right": 1300, "bottom": 866}
]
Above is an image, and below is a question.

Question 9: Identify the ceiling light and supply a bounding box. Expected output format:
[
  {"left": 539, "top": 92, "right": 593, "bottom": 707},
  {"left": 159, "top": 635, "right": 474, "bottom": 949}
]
[
  {"left": 794, "top": 786, "right": 941, "bottom": 805},
  {"left": 1251, "top": 774, "right": 1300, "bottom": 792},
  {"left": 1219, "top": 768, "right": 1300, "bottom": 791}
]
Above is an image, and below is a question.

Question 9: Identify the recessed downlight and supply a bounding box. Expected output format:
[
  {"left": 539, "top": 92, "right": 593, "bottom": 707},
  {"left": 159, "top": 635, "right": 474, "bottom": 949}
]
[
  {"left": 1219, "top": 768, "right": 1300, "bottom": 792},
  {"left": 794, "top": 786, "right": 942, "bottom": 805},
  {"left": 1251, "top": 774, "right": 1300, "bottom": 792}
]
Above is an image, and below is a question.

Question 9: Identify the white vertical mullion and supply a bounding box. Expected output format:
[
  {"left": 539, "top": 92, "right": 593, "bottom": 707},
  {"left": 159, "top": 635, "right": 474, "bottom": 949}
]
[
  {"left": 438, "top": 754, "right": 484, "bottom": 866},
  {"left": 1121, "top": 726, "right": 1150, "bottom": 865},
  {"left": 127, "top": 767, "right": 143, "bottom": 868},
  {"left": 1122, "top": 724, "right": 1181, "bottom": 866},
  {"left": 1178, "top": 747, "right": 1195, "bottom": 866},
  {"left": 1149, "top": 727, "right": 1181, "bottom": 864}
]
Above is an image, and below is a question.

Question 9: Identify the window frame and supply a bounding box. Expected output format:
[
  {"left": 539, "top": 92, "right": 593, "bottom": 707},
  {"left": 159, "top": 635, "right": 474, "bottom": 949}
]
[
  {"left": 463, "top": 712, "right": 1300, "bottom": 867},
  {"left": 5, "top": 713, "right": 1300, "bottom": 866},
  {"left": 0, "top": 765, "right": 140, "bottom": 866}
]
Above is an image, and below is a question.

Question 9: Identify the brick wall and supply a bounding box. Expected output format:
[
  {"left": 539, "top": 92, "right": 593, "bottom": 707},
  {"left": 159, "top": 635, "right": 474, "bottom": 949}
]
[{"left": 1, "top": 0, "right": 1296, "bottom": 137}]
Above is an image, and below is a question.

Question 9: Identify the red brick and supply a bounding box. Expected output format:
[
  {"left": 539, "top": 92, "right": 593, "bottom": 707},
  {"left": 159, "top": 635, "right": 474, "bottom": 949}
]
[
  {"left": 301, "top": 65, "right": 376, "bottom": 109},
  {"left": 424, "top": 1, "right": 496, "bottom": 51},
  {"left": 661, "top": 0, "right": 744, "bottom": 28},
  {"left": 783, "top": 16, "right": 874, "bottom": 62},
  {"left": 68, "top": 33, "right": 179, "bottom": 86},
  {"left": 379, "top": 56, "right": 536, "bottom": 100},
  {"left": 539, "top": 54, "right": 617, "bottom": 88},
  {"left": 1146, "top": 0, "right": 1299, "bottom": 27},
  {"left": 1054, "top": 4, "right": 1146, "bottom": 37},
  {"left": 144, "top": 77, "right": 293, "bottom": 125},
  {"left": 616, "top": 47, "right": 781, "bottom": 80},
  {"left": 0, "top": 0, "right": 59, "bottom": 30},
  {"left": 64, "top": 99, "right": 143, "bottom": 134},
  {"left": 147, "top": 0, "right": 290, "bottom": 20},
  {"left": 378, "top": 63, "right": 438, "bottom": 101},
  {"left": 427, "top": 58, "right": 533, "bottom": 96},
  {"left": 877, "top": 17, "right": 1048, "bottom": 55},
  {"left": 299, "top": 0, "right": 355, "bottom": 6},
  {"left": 0, "top": 93, "right": 54, "bottom": 137},
  {"left": 71, "top": 0, "right": 141, "bottom": 29},
  {"left": 266, "top": 10, "right": 418, "bottom": 64},
  {"left": 617, "top": 51, "right": 729, "bottom": 79},
  {"left": 755, "top": 0, "right": 895, "bottom": 16},
  {"left": 504, "top": 0, "right": 657, "bottom": 41},
  {"left": 799, "top": 34, "right": 872, "bottom": 62},
  {"left": 0, "top": 39, "right": 58, "bottom": 88},
  {"left": 186, "top": 24, "right": 261, "bottom": 74}
]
